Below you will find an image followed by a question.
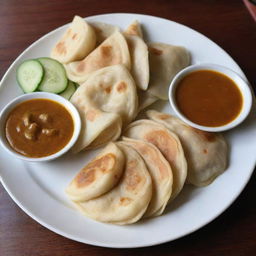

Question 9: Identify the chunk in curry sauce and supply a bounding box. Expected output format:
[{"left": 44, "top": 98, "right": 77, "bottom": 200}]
[{"left": 5, "top": 98, "right": 74, "bottom": 158}]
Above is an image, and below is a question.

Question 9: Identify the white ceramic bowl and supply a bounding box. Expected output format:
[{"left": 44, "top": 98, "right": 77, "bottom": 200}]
[
  {"left": 169, "top": 64, "right": 253, "bottom": 132},
  {"left": 0, "top": 92, "right": 81, "bottom": 161}
]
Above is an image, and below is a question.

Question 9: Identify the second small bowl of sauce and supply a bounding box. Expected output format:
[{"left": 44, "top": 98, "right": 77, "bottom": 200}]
[{"left": 169, "top": 64, "right": 252, "bottom": 132}]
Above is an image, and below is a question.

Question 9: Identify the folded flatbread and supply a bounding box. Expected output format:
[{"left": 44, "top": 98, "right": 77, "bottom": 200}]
[
  {"left": 74, "top": 142, "right": 152, "bottom": 225},
  {"left": 66, "top": 142, "right": 125, "bottom": 202},
  {"left": 147, "top": 110, "right": 228, "bottom": 186},
  {"left": 65, "top": 31, "right": 131, "bottom": 83},
  {"left": 147, "top": 42, "right": 190, "bottom": 100},
  {"left": 51, "top": 16, "right": 96, "bottom": 64},
  {"left": 124, "top": 119, "right": 187, "bottom": 201},
  {"left": 70, "top": 64, "right": 138, "bottom": 152},
  {"left": 124, "top": 20, "right": 143, "bottom": 38},
  {"left": 90, "top": 21, "right": 120, "bottom": 45},
  {"left": 122, "top": 137, "right": 173, "bottom": 217}
]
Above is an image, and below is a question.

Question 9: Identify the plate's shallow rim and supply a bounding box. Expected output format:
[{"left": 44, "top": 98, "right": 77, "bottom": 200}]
[{"left": 0, "top": 13, "right": 255, "bottom": 248}]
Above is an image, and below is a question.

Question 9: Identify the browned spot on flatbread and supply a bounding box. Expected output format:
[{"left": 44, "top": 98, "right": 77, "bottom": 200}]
[
  {"left": 105, "top": 86, "right": 112, "bottom": 93},
  {"left": 144, "top": 130, "right": 178, "bottom": 163},
  {"left": 55, "top": 41, "right": 67, "bottom": 55},
  {"left": 157, "top": 161, "right": 170, "bottom": 180},
  {"left": 100, "top": 45, "right": 112, "bottom": 57},
  {"left": 158, "top": 114, "right": 171, "bottom": 120},
  {"left": 67, "top": 29, "right": 72, "bottom": 36},
  {"left": 75, "top": 170, "right": 95, "bottom": 188},
  {"left": 149, "top": 47, "right": 163, "bottom": 56},
  {"left": 75, "top": 153, "right": 116, "bottom": 188},
  {"left": 86, "top": 153, "right": 115, "bottom": 173},
  {"left": 127, "top": 24, "right": 139, "bottom": 36},
  {"left": 119, "top": 197, "right": 132, "bottom": 206},
  {"left": 191, "top": 128, "right": 216, "bottom": 142},
  {"left": 130, "top": 141, "right": 169, "bottom": 180},
  {"left": 72, "top": 33, "right": 78, "bottom": 40},
  {"left": 100, "top": 84, "right": 112, "bottom": 94},
  {"left": 145, "top": 145, "right": 169, "bottom": 180},
  {"left": 203, "top": 149, "right": 208, "bottom": 154},
  {"left": 86, "top": 109, "right": 99, "bottom": 122},
  {"left": 125, "top": 160, "right": 142, "bottom": 191},
  {"left": 117, "top": 81, "right": 127, "bottom": 93}
]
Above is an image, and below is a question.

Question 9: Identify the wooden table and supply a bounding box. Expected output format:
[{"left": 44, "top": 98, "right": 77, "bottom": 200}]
[{"left": 0, "top": 1, "right": 255, "bottom": 255}]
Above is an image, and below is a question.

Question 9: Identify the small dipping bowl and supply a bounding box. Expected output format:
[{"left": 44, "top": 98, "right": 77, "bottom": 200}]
[
  {"left": 0, "top": 92, "right": 81, "bottom": 161},
  {"left": 169, "top": 64, "right": 253, "bottom": 132}
]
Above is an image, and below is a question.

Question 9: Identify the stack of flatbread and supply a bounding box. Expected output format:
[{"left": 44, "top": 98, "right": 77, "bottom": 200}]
[
  {"left": 52, "top": 16, "right": 228, "bottom": 225},
  {"left": 65, "top": 111, "right": 228, "bottom": 225},
  {"left": 51, "top": 16, "right": 190, "bottom": 152}
]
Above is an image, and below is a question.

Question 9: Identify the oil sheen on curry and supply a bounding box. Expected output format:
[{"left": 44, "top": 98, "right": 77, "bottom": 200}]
[
  {"left": 175, "top": 70, "right": 243, "bottom": 127},
  {"left": 5, "top": 98, "right": 74, "bottom": 158}
]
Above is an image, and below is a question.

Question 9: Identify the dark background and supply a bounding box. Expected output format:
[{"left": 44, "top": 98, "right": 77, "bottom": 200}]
[{"left": 0, "top": 1, "right": 255, "bottom": 255}]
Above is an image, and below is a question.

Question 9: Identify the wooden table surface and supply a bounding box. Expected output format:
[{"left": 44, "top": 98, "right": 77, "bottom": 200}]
[{"left": 0, "top": 0, "right": 255, "bottom": 255}]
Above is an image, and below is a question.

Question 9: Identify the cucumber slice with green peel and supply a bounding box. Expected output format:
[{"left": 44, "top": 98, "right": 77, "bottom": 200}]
[
  {"left": 59, "top": 80, "right": 77, "bottom": 100},
  {"left": 16, "top": 59, "right": 44, "bottom": 93},
  {"left": 37, "top": 57, "right": 68, "bottom": 93}
]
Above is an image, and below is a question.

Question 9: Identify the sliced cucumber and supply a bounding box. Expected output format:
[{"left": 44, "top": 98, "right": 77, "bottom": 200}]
[
  {"left": 37, "top": 57, "right": 68, "bottom": 93},
  {"left": 17, "top": 59, "right": 44, "bottom": 93},
  {"left": 59, "top": 80, "right": 77, "bottom": 100}
]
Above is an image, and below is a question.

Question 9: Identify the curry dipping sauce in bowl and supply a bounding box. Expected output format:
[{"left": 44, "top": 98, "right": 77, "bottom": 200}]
[
  {"left": 169, "top": 64, "right": 253, "bottom": 132},
  {"left": 0, "top": 92, "right": 81, "bottom": 161}
]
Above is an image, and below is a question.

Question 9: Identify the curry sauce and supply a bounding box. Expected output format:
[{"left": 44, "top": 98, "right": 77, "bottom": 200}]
[
  {"left": 5, "top": 98, "right": 74, "bottom": 158},
  {"left": 175, "top": 70, "right": 243, "bottom": 127}
]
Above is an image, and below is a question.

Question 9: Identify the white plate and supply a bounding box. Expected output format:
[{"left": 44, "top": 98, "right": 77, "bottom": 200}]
[{"left": 0, "top": 13, "right": 255, "bottom": 248}]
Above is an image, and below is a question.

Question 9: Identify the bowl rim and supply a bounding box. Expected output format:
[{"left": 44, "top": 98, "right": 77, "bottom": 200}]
[
  {"left": 0, "top": 92, "right": 81, "bottom": 161},
  {"left": 168, "top": 63, "right": 253, "bottom": 132}
]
